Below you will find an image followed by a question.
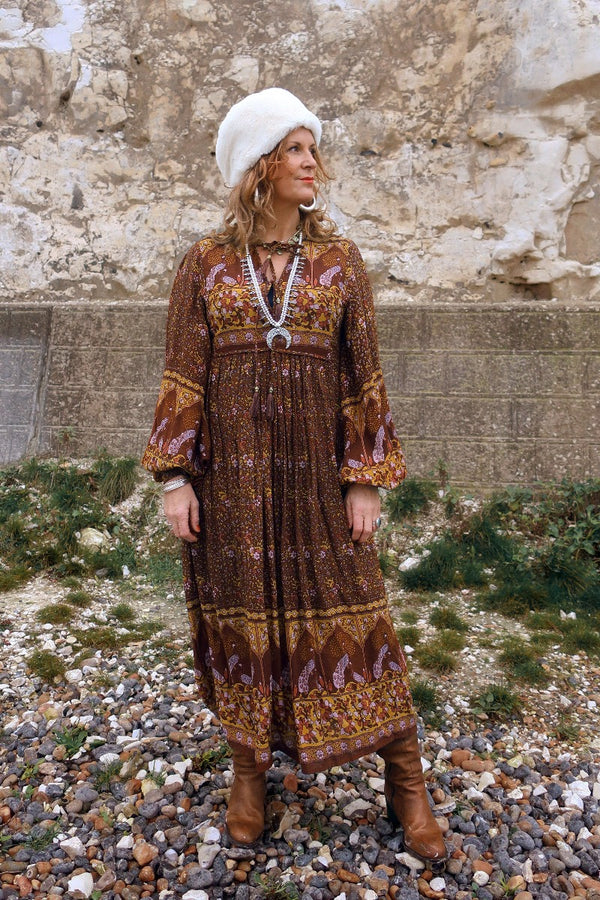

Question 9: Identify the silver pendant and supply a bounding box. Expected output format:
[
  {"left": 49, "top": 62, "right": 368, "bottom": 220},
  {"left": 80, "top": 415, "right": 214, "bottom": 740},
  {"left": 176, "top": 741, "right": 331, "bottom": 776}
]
[{"left": 266, "top": 326, "right": 291, "bottom": 349}]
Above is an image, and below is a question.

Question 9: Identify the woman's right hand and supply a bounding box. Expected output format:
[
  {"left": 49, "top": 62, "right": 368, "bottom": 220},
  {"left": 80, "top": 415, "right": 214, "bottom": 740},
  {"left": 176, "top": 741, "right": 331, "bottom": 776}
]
[{"left": 163, "top": 482, "right": 201, "bottom": 542}]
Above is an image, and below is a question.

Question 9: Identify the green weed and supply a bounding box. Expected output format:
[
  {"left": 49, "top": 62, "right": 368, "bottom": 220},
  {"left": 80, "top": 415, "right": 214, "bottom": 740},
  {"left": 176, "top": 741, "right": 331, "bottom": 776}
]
[
  {"left": 252, "top": 873, "right": 300, "bottom": 900},
  {"left": 379, "top": 550, "right": 397, "bottom": 577},
  {"left": 385, "top": 477, "right": 438, "bottom": 522},
  {"left": 558, "top": 619, "right": 600, "bottom": 656},
  {"left": 192, "top": 741, "right": 231, "bottom": 772},
  {"left": 27, "top": 650, "right": 66, "bottom": 682},
  {"left": 400, "top": 609, "right": 419, "bottom": 625},
  {"left": 498, "top": 638, "right": 549, "bottom": 685},
  {"left": 429, "top": 606, "right": 468, "bottom": 632},
  {"left": 35, "top": 603, "right": 75, "bottom": 625},
  {"left": 438, "top": 630, "right": 467, "bottom": 652},
  {"left": 401, "top": 539, "right": 459, "bottom": 592},
  {"left": 414, "top": 641, "right": 458, "bottom": 674},
  {"left": 65, "top": 589, "right": 94, "bottom": 608},
  {"left": 396, "top": 625, "right": 421, "bottom": 646},
  {"left": 92, "top": 454, "right": 138, "bottom": 505},
  {"left": 410, "top": 678, "right": 439, "bottom": 716},
  {"left": 139, "top": 549, "right": 182, "bottom": 587},
  {"left": 72, "top": 626, "right": 125, "bottom": 651},
  {"left": 110, "top": 602, "right": 135, "bottom": 623},
  {"left": 471, "top": 683, "right": 520, "bottom": 719},
  {"left": 25, "top": 822, "right": 62, "bottom": 851},
  {"left": 54, "top": 725, "right": 88, "bottom": 758},
  {"left": 94, "top": 760, "right": 123, "bottom": 790},
  {"left": 552, "top": 714, "right": 580, "bottom": 742}
]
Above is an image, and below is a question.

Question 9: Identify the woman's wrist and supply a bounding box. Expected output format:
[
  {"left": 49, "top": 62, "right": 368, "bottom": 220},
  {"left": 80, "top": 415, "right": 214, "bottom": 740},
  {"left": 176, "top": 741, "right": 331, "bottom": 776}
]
[{"left": 163, "top": 475, "right": 190, "bottom": 493}]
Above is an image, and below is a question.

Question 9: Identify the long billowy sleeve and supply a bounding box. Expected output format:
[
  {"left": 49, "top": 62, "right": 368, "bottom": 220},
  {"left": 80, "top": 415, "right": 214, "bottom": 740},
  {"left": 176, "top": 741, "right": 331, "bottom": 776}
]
[
  {"left": 338, "top": 241, "right": 407, "bottom": 489},
  {"left": 141, "top": 244, "right": 211, "bottom": 480}
]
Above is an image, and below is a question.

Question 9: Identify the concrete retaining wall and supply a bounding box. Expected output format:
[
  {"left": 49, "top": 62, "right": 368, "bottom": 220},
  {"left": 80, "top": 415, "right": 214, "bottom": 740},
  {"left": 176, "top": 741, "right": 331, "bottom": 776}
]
[{"left": 2, "top": 302, "right": 599, "bottom": 486}]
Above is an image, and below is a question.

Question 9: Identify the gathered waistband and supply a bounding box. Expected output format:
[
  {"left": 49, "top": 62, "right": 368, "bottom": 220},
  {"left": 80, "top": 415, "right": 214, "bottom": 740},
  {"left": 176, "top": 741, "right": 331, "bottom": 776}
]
[{"left": 212, "top": 327, "right": 334, "bottom": 359}]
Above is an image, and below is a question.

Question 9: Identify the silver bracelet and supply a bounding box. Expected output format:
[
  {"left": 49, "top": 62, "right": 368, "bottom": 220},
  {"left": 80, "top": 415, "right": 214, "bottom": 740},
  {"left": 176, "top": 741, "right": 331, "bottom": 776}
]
[{"left": 162, "top": 476, "right": 190, "bottom": 493}]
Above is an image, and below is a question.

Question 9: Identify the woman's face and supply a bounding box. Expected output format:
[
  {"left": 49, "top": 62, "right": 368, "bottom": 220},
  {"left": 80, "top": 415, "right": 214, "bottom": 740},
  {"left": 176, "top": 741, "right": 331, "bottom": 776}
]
[{"left": 270, "top": 127, "right": 317, "bottom": 208}]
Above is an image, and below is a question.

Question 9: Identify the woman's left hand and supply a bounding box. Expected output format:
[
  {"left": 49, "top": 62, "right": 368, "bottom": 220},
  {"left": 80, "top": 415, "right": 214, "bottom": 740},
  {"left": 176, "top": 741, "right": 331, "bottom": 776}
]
[{"left": 344, "top": 483, "right": 381, "bottom": 543}]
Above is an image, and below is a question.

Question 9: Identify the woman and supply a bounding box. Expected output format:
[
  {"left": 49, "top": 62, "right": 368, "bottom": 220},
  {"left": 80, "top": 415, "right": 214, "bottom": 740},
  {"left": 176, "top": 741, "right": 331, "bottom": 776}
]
[{"left": 142, "top": 87, "right": 446, "bottom": 865}]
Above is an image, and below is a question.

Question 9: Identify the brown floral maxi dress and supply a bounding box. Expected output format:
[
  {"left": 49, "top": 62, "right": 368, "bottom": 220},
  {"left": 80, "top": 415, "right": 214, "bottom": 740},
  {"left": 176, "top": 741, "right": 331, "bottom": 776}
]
[{"left": 142, "top": 236, "right": 417, "bottom": 773}]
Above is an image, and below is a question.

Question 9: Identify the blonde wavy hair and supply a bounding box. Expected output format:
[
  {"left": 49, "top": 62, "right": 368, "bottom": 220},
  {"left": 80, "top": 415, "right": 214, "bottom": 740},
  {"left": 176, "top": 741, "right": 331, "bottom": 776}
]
[{"left": 213, "top": 139, "right": 338, "bottom": 250}]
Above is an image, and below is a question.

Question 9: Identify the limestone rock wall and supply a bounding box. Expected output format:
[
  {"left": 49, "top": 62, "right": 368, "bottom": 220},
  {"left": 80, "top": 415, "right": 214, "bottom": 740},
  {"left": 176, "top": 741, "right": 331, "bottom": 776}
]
[
  {"left": 2, "top": 0, "right": 600, "bottom": 483},
  {"left": 1, "top": 0, "right": 599, "bottom": 304}
]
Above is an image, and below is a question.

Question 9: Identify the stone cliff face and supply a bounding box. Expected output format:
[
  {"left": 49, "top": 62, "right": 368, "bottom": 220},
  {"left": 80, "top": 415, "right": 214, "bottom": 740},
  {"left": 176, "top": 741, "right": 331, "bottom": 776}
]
[{"left": 1, "top": 0, "right": 599, "bottom": 305}]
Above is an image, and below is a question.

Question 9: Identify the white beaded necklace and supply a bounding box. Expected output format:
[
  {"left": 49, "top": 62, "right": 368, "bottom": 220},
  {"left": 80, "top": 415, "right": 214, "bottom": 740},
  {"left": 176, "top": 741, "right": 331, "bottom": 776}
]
[{"left": 243, "top": 234, "right": 304, "bottom": 349}]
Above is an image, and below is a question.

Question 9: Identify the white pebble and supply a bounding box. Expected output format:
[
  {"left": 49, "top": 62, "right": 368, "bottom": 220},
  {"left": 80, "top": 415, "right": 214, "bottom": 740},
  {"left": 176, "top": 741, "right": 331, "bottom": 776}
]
[
  {"left": 60, "top": 836, "right": 86, "bottom": 858},
  {"left": 117, "top": 834, "right": 135, "bottom": 849},
  {"left": 99, "top": 752, "right": 121, "bottom": 766},
  {"left": 182, "top": 892, "right": 209, "bottom": 900},
  {"left": 67, "top": 873, "right": 94, "bottom": 897},
  {"left": 395, "top": 851, "right": 425, "bottom": 872},
  {"left": 563, "top": 791, "right": 584, "bottom": 811},
  {"left": 342, "top": 798, "right": 371, "bottom": 817},
  {"left": 367, "top": 777, "right": 385, "bottom": 792},
  {"left": 65, "top": 668, "right": 83, "bottom": 684},
  {"left": 399, "top": 556, "right": 421, "bottom": 571},
  {"left": 569, "top": 780, "right": 591, "bottom": 797},
  {"left": 202, "top": 826, "right": 221, "bottom": 844},
  {"left": 478, "top": 771, "right": 496, "bottom": 791},
  {"left": 430, "top": 877, "right": 446, "bottom": 891},
  {"left": 472, "top": 871, "right": 490, "bottom": 886}
]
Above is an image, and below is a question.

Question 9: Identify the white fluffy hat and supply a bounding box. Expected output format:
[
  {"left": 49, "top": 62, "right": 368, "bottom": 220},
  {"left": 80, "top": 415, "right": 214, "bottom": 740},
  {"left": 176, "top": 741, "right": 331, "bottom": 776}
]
[{"left": 215, "top": 87, "right": 322, "bottom": 188}]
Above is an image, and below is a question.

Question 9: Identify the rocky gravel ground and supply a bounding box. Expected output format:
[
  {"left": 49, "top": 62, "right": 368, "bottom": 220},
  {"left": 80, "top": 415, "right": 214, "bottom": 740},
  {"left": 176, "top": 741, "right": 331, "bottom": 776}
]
[{"left": 2, "top": 494, "right": 600, "bottom": 900}]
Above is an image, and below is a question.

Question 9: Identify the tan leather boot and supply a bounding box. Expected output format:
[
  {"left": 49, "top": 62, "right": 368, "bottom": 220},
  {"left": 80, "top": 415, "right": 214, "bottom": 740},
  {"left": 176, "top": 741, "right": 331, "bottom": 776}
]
[
  {"left": 379, "top": 731, "right": 447, "bottom": 868},
  {"left": 225, "top": 748, "right": 266, "bottom": 846}
]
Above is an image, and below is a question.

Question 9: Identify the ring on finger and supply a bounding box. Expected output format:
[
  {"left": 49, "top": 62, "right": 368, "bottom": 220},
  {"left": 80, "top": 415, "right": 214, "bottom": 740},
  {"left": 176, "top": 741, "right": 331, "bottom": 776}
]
[{"left": 372, "top": 517, "right": 382, "bottom": 530}]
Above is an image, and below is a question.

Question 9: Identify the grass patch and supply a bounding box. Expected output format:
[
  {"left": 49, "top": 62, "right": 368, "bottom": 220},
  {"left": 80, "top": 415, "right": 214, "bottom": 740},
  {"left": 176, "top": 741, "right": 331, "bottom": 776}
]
[
  {"left": 410, "top": 678, "right": 439, "bottom": 717},
  {"left": 252, "top": 873, "right": 300, "bottom": 900},
  {"left": 35, "top": 603, "right": 76, "bottom": 625},
  {"left": 110, "top": 602, "right": 135, "bottom": 623},
  {"left": 0, "top": 457, "right": 141, "bottom": 588},
  {"left": 65, "top": 589, "right": 94, "bottom": 608},
  {"left": 27, "top": 650, "right": 66, "bottom": 682},
  {"left": 385, "top": 477, "right": 438, "bottom": 522},
  {"left": 72, "top": 626, "right": 125, "bottom": 651},
  {"left": 414, "top": 641, "right": 458, "bottom": 674},
  {"left": 92, "top": 454, "right": 138, "bottom": 505},
  {"left": 400, "top": 609, "right": 419, "bottom": 625},
  {"left": 139, "top": 549, "right": 182, "bottom": 587},
  {"left": 558, "top": 619, "right": 600, "bottom": 656},
  {"left": 396, "top": 625, "right": 421, "bottom": 646},
  {"left": 132, "top": 619, "right": 164, "bottom": 641},
  {"left": 0, "top": 565, "right": 30, "bottom": 592},
  {"left": 437, "top": 630, "right": 466, "bottom": 652},
  {"left": 429, "top": 606, "right": 468, "bottom": 632},
  {"left": 552, "top": 714, "right": 580, "bottom": 742},
  {"left": 401, "top": 539, "right": 459, "bottom": 592},
  {"left": 379, "top": 550, "right": 396, "bottom": 577},
  {"left": 498, "top": 637, "right": 549, "bottom": 684}
]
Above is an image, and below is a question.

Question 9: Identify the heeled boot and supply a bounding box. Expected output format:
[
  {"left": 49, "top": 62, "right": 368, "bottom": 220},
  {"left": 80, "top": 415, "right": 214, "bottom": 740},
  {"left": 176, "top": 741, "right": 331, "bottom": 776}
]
[
  {"left": 225, "top": 748, "right": 266, "bottom": 845},
  {"left": 379, "top": 731, "right": 447, "bottom": 867}
]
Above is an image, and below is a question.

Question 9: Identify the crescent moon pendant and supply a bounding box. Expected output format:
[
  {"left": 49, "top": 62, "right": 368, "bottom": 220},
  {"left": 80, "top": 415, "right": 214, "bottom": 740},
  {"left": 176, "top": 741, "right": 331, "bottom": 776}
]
[{"left": 266, "top": 326, "right": 291, "bottom": 349}]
